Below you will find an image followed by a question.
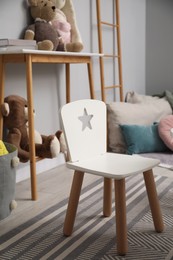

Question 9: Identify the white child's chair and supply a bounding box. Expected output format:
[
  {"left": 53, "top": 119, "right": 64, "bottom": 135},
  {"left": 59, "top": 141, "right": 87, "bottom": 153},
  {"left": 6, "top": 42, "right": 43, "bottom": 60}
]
[{"left": 60, "top": 99, "right": 164, "bottom": 256}]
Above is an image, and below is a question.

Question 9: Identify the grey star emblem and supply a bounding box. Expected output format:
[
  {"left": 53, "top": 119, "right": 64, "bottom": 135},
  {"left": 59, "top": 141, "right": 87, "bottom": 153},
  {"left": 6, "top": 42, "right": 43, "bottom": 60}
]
[{"left": 78, "top": 108, "right": 93, "bottom": 131}]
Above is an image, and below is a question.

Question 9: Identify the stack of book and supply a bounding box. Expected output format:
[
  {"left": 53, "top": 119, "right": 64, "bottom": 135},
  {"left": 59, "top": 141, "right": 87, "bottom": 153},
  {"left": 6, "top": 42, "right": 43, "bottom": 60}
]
[{"left": 0, "top": 39, "right": 37, "bottom": 51}]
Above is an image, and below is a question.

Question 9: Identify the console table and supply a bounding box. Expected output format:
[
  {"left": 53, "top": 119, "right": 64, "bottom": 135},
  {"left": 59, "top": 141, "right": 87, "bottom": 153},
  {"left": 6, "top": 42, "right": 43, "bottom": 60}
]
[{"left": 0, "top": 49, "right": 102, "bottom": 200}]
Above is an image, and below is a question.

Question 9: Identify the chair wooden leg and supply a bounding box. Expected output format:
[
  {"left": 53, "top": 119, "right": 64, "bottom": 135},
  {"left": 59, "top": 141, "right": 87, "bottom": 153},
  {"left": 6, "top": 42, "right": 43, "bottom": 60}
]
[
  {"left": 114, "top": 178, "right": 128, "bottom": 256},
  {"left": 103, "top": 178, "right": 112, "bottom": 217},
  {"left": 143, "top": 169, "right": 164, "bottom": 233},
  {"left": 63, "top": 170, "right": 84, "bottom": 236}
]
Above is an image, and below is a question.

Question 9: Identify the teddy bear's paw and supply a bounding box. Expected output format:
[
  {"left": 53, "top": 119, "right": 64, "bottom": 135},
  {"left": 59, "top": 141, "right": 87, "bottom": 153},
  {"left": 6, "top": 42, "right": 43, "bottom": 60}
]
[
  {"left": 19, "top": 155, "right": 29, "bottom": 163},
  {"left": 11, "top": 156, "right": 20, "bottom": 168},
  {"left": 38, "top": 40, "right": 54, "bottom": 51},
  {"left": 55, "top": 130, "right": 67, "bottom": 153},
  {"left": 10, "top": 200, "right": 17, "bottom": 211},
  {"left": 7, "top": 128, "right": 22, "bottom": 147},
  {"left": 24, "top": 30, "right": 35, "bottom": 40},
  {"left": 10, "top": 128, "right": 21, "bottom": 136},
  {"left": 66, "top": 42, "right": 83, "bottom": 52},
  {"left": 50, "top": 136, "right": 60, "bottom": 157},
  {"left": 1, "top": 102, "right": 10, "bottom": 117}
]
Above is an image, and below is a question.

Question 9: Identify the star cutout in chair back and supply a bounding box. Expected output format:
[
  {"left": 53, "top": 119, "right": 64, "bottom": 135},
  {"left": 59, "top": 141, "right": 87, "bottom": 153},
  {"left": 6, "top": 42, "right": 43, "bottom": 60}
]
[{"left": 78, "top": 108, "right": 93, "bottom": 131}]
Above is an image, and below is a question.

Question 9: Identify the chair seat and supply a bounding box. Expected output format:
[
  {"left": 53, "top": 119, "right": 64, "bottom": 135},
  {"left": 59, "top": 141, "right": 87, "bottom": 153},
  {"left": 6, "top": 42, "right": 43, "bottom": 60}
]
[{"left": 67, "top": 152, "right": 160, "bottom": 179}]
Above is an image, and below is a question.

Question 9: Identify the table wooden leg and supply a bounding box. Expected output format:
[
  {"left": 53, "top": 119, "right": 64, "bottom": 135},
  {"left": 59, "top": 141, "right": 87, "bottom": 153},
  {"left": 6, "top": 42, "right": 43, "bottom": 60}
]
[
  {"left": 87, "top": 60, "right": 95, "bottom": 99},
  {"left": 0, "top": 55, "right": 5, "bottom": 139},
  {"left": 143, "top": 169, "right": 164, "bottom": 232},
  {"left": 26, "top": 54, "right": 37, "bottom": 201},
  {"left": 66, "top": 63, "right": 70, "bottom": 103},
  {"left": 103, "top": 178, "right": 112, "bottom": 217}
]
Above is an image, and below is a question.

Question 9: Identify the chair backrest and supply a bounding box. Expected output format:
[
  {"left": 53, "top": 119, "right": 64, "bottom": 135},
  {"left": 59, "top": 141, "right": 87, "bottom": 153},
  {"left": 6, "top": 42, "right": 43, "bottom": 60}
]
[{"left": 60, "top": 99, "right": 107, "bottom": 162}]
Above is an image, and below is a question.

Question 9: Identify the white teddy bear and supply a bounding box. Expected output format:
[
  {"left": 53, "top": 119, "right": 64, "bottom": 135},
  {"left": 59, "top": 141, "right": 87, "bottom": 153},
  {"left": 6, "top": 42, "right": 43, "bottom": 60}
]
[{"left": 52, "top": 0, "right": 83, "bottom": 52}]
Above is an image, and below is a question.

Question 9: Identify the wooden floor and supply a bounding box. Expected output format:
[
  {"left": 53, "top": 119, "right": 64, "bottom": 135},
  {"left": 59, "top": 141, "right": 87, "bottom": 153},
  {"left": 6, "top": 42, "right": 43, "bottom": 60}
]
[{"left": 0, "top": 163, "right": 172, "bottom": 236}]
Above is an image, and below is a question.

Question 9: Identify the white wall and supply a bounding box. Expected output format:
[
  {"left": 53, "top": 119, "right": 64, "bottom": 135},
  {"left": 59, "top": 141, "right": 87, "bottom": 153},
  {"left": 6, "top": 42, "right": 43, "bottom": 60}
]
[
  {"left": 0, "top": 0, "right": 30, "bottom": 39},
  {"left": 146, "top": 0, "right": 173, "bottom": 95},
  {"left": 120, "top": 0, "right": 146, "bottom": 95}
]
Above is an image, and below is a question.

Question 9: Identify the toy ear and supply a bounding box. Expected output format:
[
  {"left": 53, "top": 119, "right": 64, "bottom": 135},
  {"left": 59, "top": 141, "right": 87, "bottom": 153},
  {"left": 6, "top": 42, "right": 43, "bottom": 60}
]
[
  {"left": 24, "top": 106, "right": 28, "bottom": 120},
  {"left": 1, "top": 103, "right": 10, "bottom": 117},
  {"left": 61, "top": 0, "right": 76, "bottom": 20},
  {"left": 24, "top": 106, "right": 36, "bottom": 120},
  {"left": 28, "top": 0, "right": 38, "bottom": 6}
]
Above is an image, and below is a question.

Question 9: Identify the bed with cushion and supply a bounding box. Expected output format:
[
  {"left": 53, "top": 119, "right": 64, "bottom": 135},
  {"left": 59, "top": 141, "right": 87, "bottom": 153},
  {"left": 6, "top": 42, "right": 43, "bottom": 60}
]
[{"left": 107, "top": 91, "right": 173, "bottom": 174}]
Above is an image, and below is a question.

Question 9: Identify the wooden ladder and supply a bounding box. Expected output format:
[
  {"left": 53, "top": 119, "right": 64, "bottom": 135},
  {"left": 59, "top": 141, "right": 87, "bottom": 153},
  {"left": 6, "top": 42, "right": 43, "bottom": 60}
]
[{"left": 96, "top": 0, "right": 123, "bottom": 102}]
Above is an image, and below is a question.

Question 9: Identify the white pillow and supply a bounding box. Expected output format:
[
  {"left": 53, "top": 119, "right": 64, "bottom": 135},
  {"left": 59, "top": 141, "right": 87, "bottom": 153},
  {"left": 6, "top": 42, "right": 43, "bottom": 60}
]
[
  {"left": 125, "top": 91, "right": 161, "bottom": 103},
  {"left": 107, "top": 100, "right": 172, "bottom": 153}
]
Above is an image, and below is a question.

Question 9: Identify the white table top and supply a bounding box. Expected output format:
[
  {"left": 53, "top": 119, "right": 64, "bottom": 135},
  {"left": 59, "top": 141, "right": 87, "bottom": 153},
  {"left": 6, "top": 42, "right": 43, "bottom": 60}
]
[{"left": 0, "top": 49, "right": 103, "bottom": 57}]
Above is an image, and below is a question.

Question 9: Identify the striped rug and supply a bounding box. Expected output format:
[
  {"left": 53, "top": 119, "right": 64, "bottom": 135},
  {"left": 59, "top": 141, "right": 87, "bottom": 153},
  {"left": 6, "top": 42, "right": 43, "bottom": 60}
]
[{"left": 0, "top": 174, "right": 173, "bottom": 260}]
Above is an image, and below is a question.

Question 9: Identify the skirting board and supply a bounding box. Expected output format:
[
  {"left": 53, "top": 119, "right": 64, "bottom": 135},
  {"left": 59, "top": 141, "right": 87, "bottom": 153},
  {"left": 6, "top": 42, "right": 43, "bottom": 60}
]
[{"left": 16, "top": 153, "right": 66, "bottom": 183}]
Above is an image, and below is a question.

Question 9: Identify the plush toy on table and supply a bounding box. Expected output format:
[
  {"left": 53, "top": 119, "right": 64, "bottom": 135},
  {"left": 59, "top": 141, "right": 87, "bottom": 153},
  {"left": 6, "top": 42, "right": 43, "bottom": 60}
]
[
  {"left": 1, "top": 95, "right": 66, "bottom": 163},
  {"left": 51, "top": 0, "right": 83, "bottom": 52},
  {"left": 24, "top": 0, "right": 64, "bottom": 51},
  {"left": 24, "top": 0, "right": 83, "bottom": 52}
]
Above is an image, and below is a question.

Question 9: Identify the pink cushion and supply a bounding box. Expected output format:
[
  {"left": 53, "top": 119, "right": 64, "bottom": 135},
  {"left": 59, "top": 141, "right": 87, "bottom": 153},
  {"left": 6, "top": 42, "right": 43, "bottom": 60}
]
[{"left": 158, "top": 115, "right": 173, "bottom": 150}]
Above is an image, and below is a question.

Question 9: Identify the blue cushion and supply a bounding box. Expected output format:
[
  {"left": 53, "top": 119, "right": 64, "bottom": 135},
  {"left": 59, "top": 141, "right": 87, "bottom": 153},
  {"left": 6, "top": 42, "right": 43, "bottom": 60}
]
[{"left": 120, "top": 123, "right": 169, "bottom": 155}]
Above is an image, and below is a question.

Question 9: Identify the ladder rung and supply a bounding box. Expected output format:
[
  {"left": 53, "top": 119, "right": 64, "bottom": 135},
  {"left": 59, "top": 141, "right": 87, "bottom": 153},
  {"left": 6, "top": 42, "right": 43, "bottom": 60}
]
[
  {"left": 101, "top": 21, "right": 119, "bottom": 28},
  {"left": 104, "top": 85, "right": 122, "bottom": 90},
  {"left": 104, "top": 54, "right": 120, "bottom": 58},
  {"left": 96, "top": 0, "right": 123, "bottom": 102}
]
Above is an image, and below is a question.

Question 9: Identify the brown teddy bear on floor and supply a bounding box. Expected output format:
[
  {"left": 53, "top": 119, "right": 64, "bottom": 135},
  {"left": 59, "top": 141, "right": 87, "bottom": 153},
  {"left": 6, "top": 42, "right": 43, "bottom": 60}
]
[{"left": 1, "top": 95, "right": 66, "bottom": 163}]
